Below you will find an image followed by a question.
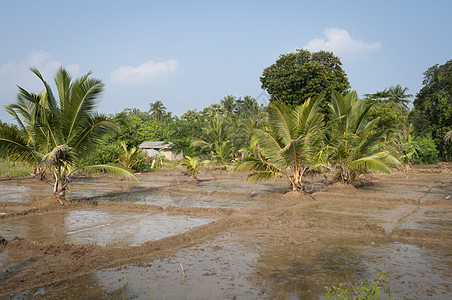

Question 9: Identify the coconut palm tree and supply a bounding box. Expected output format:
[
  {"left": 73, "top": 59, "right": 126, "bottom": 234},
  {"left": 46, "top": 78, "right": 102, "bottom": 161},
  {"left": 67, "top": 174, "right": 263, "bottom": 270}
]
[
  {"left": 327, "top": 91, "right": 400, "bottom": 184},
  {"left": 236, "top": 95, "right": 327, "bottom": 192},
  {"left": 149, "top": 100, "right": 167, "bottom": 121},
  {"left": 0, "top": 67, "right": 137, "bottom": 201},
  {"left": 386, "top": 84, "right": 412, "bottom": 110},
  {"left": 191, "top": 118, "right": 233, "bottom": 161},
  {"left": 180, "top": 156, "right": 207, "bottom": 180},
  {"left": 220, "top": 95, "right": 237, "bottom": 118},
  {"left": 117, "top": 141, "right": 141, "bottom": 170},
  {"left": 236, "top": 95, "right": 260, "bottom": 118}
]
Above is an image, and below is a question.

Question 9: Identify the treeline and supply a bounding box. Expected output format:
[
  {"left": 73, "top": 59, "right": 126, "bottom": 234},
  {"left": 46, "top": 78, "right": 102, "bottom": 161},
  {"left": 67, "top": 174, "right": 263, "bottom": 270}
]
[{"left": 0, "top": 51, "right": 450, "bottom": 192}]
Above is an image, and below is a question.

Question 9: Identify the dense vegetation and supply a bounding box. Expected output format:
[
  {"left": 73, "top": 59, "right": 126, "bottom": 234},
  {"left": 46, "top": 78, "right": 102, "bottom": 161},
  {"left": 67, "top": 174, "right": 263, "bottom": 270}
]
[{"left": 1, "top": 54, "right": 450, "bottom": 195}]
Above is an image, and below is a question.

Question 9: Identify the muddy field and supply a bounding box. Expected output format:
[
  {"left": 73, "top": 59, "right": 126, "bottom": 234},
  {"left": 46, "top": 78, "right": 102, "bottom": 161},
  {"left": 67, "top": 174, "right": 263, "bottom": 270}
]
[{"left": 0, "top": 165, "right": 451, "bottom": 299}]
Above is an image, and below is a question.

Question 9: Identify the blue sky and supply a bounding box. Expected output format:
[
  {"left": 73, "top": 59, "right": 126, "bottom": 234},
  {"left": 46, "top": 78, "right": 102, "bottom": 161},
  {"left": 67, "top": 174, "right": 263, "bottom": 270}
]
[{"left": 1, "top": 0, "right": 451, "bottom": 122}]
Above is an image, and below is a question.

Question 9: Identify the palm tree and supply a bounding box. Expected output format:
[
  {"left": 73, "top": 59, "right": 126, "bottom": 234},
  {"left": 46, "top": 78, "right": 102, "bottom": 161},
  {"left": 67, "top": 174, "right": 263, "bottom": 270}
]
[
  {"left": 236, "top": 95, "right": 259, "bottom": 118},
  {"left": 180, "top": 156, "right": 207, "bottom": 180},
  {"left": 0, "top": 67, "right": 137, "bottom": 201},
  {"left": 236, "top": 95, "right": 327, "bottom": 192},
  {"left": 191, "top": 118, "right": 233, "bottom": 165},
  {"left": 327, "top": 91, "right": 400, "bottom": 184},
  {"left": 220, "top": 95, "right": 237, "bottom": 118},
  {"left": 149, "top": 100, "right": 167, "bottom": 121},
  {"left": 117, "top": 141, "right": 141, "bottom": 170},
  {"left": 386, "top": 84, "right": 412, "bottom": 109}
]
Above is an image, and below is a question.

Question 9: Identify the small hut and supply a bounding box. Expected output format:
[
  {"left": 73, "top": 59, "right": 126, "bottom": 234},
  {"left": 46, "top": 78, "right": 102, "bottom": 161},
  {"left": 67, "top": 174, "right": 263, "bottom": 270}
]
[{"left": 138, "top": 141, "right": 183, "bottom": 161}]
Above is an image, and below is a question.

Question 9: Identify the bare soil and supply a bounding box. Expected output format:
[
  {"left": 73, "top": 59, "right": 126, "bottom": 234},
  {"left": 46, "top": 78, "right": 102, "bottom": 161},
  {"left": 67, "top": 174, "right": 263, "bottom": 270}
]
[{"left": 0, "top": 164, "right": 451, "bottom": 299}]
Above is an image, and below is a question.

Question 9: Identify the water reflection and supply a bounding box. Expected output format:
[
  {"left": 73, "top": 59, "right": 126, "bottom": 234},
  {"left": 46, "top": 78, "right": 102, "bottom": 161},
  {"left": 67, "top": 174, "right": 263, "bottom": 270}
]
[{"left": 0, "top": 209, "right": 215, "bottom": 247}]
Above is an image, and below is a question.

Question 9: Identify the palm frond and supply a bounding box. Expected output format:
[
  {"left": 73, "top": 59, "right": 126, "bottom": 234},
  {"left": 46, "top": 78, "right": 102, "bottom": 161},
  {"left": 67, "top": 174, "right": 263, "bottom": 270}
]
[
  {"left": 350, "top": 151, "right": 401, "bottom": 174},
  {"left": 61, "top": 74, "right": 104, "bottom": 141},
  {"left": 70, "top": 113, "right": 120, "bottom": 152},
  {"left": 0, "top": 124, "right": 40, "bottom": 164},
  {"left": 77, "top": 164, "right": 140, "bottom": 183},
  {"left": 267, "top": 101, "right": 294, "bottom": 145}
]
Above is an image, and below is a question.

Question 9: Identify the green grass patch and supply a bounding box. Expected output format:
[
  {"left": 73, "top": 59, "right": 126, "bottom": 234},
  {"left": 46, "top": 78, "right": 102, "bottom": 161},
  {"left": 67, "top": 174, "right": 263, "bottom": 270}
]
[{"left": 0, "top": 158, "right": 32, "bottom": 178}]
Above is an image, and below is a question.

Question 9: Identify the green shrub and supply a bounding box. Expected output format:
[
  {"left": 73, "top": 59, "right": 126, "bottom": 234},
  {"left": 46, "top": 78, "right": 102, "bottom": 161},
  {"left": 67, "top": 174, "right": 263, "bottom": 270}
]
[{"left": 414, "top": 134, "right": 439, "bottom": 164}]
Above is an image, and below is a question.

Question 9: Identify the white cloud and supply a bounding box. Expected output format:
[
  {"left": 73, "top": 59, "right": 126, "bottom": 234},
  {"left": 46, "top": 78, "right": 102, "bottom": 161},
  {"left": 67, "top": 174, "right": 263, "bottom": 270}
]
[
  {"left": 0, "top": 51, "right": 81, "bottom": 122},
  {"left": 110, "top": 59, "right": 179, "bottom": 85},
  {"left": 304, "top": 28, "right": 381, "bottom": 55},
  {"left": 0, "top": 50, "right": 80, "bottom": 90}
]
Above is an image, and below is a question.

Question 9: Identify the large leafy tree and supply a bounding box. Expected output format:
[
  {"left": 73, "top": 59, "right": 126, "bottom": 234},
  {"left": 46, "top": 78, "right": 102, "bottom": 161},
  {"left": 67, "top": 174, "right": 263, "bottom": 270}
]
[
  {"left": 410, "top": 60, "right": 452, "bottom": 160},
  {"left": 0, "top": 67, "right": 137, "bottom": 200},
  {"left": 326, "top": 91, "right": 400, "bottom": 184},
  {"left": 260, "top": 49, "right": 350, "bottom": 109},
  {"left": 236, "top": 95, "right": 327, "bottom": 192}
]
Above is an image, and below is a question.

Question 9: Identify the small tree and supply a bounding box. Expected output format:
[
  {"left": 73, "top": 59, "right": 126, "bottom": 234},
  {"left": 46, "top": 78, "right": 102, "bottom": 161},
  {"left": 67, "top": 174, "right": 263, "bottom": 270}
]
[
  {"left": 180, "top": 156, "right": 207, "bottom": 180},
  {"left": 117, "top": 141, "right": 141, "bottom": 170},
  {"left": 236, "top": 95, "right": 327, "bottom": 192},
  {"left": 327, "top": 91, "right": 400, "bottom": 184},
  {"left": 0, "top": 67, "right": 138, "bottom": 201}
]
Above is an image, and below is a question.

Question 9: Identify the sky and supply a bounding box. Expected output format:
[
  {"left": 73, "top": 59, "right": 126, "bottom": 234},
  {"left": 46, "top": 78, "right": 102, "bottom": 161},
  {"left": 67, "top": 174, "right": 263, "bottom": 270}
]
[{"left": 0, "top": 0, "right": 451, "bottom": 123}]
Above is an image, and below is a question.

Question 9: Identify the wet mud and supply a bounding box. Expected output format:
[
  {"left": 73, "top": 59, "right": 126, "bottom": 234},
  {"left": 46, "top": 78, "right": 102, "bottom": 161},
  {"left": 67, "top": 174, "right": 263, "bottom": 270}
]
[{"left": 0, "top": 164, "right": 451, "bottom": 299}]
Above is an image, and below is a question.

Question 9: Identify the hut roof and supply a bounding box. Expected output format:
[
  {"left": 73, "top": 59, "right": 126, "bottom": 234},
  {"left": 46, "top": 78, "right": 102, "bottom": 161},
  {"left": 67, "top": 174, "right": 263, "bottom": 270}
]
[{"left": 138, "top": 141, "right": 172, "bottom": 149}]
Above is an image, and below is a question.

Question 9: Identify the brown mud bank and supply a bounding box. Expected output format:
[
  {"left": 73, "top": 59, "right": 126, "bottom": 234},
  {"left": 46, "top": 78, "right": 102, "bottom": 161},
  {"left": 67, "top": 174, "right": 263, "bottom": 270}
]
[{"left": 0, "top": 165, "right": 451, "bottom": 299}]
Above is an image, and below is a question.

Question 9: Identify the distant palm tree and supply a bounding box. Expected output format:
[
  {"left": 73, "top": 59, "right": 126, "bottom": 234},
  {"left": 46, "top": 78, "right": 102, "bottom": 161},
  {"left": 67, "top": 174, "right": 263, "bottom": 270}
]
[
  {"left": 220, "top": 95, "right": 237, "bottom": 118},
  {"left": 237, "top": 96, "right": 259, "bottom": 118},
  {"left": 181, "top": 109, "right": 200, "bottom": 123},
  {"left": 149, "top": 100, "right": 167, "bottom": 121},
  {"left": 236, "top": 95, "right": 327, "bottom": 192},
  {"left": 191, "top": 118, "right": 233, "bottom": 164},
  {"left": 0, "top": 67, "right": 137, "bottom": 201},
  {"left": 327, "top": 91, "right": 400, "bottom": 184},
  {"left": 386, "top": 84, "right": 413, "bottom": 109}
]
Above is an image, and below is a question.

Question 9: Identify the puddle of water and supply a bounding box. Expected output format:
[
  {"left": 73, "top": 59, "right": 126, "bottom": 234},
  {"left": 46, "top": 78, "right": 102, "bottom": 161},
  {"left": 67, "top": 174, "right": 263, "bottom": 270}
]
[
  {"left": 198, "top": 179, "right": 286, "bottom": 194},
  {"left": 0, "top": 209, "right": 215, "bottom": 247},
  {"left": 0, "top": 180, "right": 52, "bottom": 203},
  {"left": 110, "top": 190, "right": 271, "bottom": 209},
  {"left": 10, "top": 233, "right": 452, "bottom": 299},
  {"left": 360, "top": 242, "right": 452, "bottom": 299},
  {"left": 19, "top": 235, "right": 266, "bottom": 299}
]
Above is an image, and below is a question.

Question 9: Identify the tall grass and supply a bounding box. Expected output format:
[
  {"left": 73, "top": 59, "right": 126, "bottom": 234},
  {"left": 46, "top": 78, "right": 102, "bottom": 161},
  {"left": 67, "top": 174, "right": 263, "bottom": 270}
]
[{"left": 0, "top": 158, "right": 31, "bottom": 178}]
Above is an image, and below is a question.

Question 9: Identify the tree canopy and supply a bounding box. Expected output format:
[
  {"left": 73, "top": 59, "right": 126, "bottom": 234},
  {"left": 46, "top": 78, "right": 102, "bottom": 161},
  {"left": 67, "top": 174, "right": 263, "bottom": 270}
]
[
  {"left": 409, "top": 60, "right": 452, "bottom": 159},
  {"left": 260, "top": 49, "right": 350, "bottom": 108}
]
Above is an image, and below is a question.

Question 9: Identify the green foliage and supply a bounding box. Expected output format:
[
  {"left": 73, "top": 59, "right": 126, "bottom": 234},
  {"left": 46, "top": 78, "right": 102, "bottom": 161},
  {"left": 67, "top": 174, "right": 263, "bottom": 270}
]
[
  {"left": 0, "top": 158, "right": 32, "bottom": 178},
  {"left": 325, "top": 270, "right": 390, "bottom": 300},
  {"left": 327, "top": 91, "right": 401, "bottom": 183},
  {"left": 260, "top": 49, "right": 350, "bottom": 112},
  {"left": 117, "top": 141, "right": 141, "bottom": 170},
  {"left": 149, "top": 100, "right": 167, "bottom": 121},
  {"left": 410, "top": 60, "right": 452, "bottom": 160},
  {"left": 413, "top": 134, "right": 439, "bottom": 164},
  {"left": 180, "top": 156, "right": 207, "bottom": 180},
  {"left": 366, "top": 101, "right": 408, "bottom": 135},
  {"left": 236, "top": 95, "right": 326, "bottom": 191},
  {"left": 191, "top": 118, "right": 234, "bottom": 163},
  {"left": 0, "top": 67, "right": 136, "bottom": 198},
  {"left": 365, "top": 84, "right": 412, "bottom": 110}
]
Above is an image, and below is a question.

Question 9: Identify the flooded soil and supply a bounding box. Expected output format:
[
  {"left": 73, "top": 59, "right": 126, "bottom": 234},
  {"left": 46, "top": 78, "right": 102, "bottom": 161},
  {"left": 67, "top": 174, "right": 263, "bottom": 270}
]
[{"left": 0, "top": 164, "right": 451, "bottom": 299}]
